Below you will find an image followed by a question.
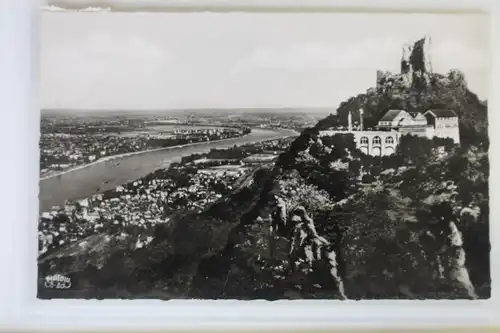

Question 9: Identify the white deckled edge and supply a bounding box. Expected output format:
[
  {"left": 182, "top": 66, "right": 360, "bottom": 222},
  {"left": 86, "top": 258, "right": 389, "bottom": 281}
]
[
  {"left": 39, "top": 0, "right": 490, "bottom": 13},
  {"left": 41, "top": 5, "right": 111, "bottom": 12}
]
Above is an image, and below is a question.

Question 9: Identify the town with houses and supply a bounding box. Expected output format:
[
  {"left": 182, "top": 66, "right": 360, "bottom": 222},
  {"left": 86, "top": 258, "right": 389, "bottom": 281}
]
[
  {"left": 38, "top": 138, "right": 292, "bottom": 255},
  {"left": 39, "top": 110, "right": 321, "bottom": 177},
  {"left": 40, "top": 118, "right": 250, "bottom": 177}
]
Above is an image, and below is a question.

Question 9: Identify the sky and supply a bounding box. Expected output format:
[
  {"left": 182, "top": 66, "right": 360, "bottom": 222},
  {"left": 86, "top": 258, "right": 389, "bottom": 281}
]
[{"left": 41, "top": 11, "right": 490, "bottom": 110}]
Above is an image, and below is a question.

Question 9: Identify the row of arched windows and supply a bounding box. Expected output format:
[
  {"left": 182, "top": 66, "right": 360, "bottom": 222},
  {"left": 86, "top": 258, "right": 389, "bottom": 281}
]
[{"left": 359, "top": 136, "right": 394, "bottom": 145}]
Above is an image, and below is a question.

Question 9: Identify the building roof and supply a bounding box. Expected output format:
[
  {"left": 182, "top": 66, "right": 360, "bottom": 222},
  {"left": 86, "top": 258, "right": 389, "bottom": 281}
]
[
  {"left": 379, "top": 109, "right": 405, "bottom": 122},
  {"left": 408, "top": 111, "right": 426, "bottom": 119},
  {"left": 424, "top": 109, "right": 458, "bottom": 118}
]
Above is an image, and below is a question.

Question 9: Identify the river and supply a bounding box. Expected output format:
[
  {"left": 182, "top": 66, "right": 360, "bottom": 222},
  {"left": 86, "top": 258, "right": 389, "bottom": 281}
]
[{"left": 39, "top": 128, "right": 298, "bottom": 213}]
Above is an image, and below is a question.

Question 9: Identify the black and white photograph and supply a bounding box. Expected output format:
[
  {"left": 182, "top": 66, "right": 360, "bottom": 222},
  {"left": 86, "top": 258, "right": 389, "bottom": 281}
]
[{"left": 37, "top": 7, "right": 490, "bottom": 301}]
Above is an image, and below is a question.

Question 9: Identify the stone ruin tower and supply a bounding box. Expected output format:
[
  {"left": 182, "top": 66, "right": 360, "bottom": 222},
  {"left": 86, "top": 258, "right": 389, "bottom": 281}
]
[
  {"left": 400, "top": 36, "right": 433, "bottom": 86},
  {"left": 376, "top": 36, "right": 433, "bottom": 90},
  {"left": 401, "top": 36, "right": 432, "bottom": 73}
]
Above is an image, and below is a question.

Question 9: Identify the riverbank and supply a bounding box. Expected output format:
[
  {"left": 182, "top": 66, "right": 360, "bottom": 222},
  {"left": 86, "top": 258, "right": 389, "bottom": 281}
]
[
  {"left": 39, "top": 128, "right": 298, "bottom": 213},
  {"left": 40, "top": 133, "right": 253, "bottom": 181}
]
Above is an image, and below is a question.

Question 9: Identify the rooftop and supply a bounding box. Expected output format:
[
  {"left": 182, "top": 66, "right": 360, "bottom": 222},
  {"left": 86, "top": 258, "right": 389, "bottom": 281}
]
[
  {"left": 425, "top": 109, "right": 458, "bottom": 118},
  {"left": 379, "top": 109, "right": 406, "bottom": 122}
]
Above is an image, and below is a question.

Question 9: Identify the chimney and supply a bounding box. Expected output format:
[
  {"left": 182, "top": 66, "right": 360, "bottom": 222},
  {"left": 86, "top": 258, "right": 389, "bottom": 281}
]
[{"left": 348, "top": 111, "right": 353, "bottom": 132}]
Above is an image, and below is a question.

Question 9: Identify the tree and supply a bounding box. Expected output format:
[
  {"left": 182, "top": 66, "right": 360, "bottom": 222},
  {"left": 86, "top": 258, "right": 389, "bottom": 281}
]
[
  {"left": 362, "top": 174, "right": 375, "bottom": 184},
  {"left": 447, "top": 69, "right": 466, "bottom": 87},
  {"left": 396, "top": 135, "right": 433, "bottom": 164}
]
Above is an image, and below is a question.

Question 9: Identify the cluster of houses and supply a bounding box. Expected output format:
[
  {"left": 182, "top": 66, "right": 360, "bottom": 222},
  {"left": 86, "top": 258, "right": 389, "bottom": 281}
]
[{"left": 38, "top": 165, "right": 250, "bottom": 255}]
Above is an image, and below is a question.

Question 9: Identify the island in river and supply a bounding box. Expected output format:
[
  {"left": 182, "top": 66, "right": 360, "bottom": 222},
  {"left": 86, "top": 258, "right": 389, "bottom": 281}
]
[{"left": 39, "top": 128, "right": 298, "bottom": 213}]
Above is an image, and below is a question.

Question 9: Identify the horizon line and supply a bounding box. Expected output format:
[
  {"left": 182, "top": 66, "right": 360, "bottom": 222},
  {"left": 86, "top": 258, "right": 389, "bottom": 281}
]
[{"left": 41, "top": 106, "right": 337, "bottom": 112}]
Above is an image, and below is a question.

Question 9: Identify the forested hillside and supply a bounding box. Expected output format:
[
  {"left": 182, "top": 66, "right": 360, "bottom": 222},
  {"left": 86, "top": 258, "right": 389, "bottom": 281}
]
[{"left": 186, "top": 61, "right": 490, "bottom": 299}]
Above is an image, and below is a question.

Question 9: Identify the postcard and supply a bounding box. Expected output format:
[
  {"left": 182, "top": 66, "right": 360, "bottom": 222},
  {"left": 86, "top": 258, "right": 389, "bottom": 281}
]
[{"left": 38, "top": 7, "right": 490, "bottom": 301}]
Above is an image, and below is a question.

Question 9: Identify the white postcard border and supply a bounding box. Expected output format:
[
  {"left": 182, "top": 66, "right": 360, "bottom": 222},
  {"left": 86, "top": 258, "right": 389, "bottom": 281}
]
[{"left": 0, "top": 0, "right": 498, "bottom": 331}]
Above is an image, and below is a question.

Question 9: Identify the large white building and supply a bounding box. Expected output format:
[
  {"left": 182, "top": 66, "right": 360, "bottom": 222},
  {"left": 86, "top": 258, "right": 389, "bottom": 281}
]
[
  {"left": 423, "top": 109, "right": 461, "bottom": 144},
  {"left": 319, "top": 108, "right": 460, "bottom": 157}
]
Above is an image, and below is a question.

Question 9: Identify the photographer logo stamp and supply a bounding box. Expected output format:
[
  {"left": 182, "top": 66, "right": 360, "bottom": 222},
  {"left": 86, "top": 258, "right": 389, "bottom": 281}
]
[{"left": 44, "top": 274, "right": 72, "bottom": 289}]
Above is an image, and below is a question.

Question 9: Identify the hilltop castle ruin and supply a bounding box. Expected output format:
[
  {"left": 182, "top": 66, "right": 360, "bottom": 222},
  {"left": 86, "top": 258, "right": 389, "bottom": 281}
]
[
  {"left": 376, "top": 36, "right": 433, "bottom": 90},
  {"left": 320, "top": 37, "right": 461, "bottom": 157}
]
